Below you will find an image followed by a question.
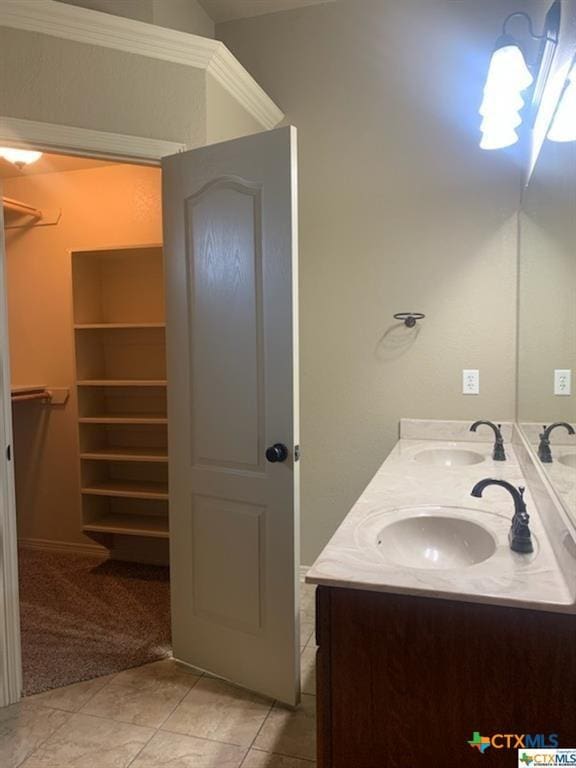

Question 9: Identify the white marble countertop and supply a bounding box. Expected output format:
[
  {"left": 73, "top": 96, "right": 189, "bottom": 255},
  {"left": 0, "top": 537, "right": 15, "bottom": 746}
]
[{"left": 306, "top": 433, "right": 576, "bottom": 613}]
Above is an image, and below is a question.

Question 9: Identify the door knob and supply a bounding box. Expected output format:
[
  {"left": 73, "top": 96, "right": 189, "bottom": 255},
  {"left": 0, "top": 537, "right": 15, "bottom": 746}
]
[{"left": 266, "top": 443, "right": 289, "bottom": 463}]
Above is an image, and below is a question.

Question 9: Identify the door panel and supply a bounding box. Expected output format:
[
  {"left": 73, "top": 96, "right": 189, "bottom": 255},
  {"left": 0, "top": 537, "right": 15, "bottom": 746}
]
[
  {"left": 187, "top": 179, "right": 264, "bottom": 469},
  {"left": 163, "top": 126, "right": 300, "bottom": 705}
]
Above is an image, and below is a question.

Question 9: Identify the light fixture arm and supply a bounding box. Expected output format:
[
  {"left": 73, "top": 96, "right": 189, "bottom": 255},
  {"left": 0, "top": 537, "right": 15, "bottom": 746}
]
[{"left": 502, "top": 11, "right": 557, "bottom": 44}]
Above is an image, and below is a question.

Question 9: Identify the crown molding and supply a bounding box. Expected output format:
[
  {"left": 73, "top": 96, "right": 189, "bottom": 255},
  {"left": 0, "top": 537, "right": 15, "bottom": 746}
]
[
  {"left": 0, "top": 0, "right": 284, "bottom": 130},
  {"left": 0, "top": 117, "right": 186, "bottom": 161}
]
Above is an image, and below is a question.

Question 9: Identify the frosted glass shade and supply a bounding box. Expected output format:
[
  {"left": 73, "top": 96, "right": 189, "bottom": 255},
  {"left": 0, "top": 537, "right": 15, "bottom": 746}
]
[{"left": 479, "top": 42, "right": 533, "bottom": 151}]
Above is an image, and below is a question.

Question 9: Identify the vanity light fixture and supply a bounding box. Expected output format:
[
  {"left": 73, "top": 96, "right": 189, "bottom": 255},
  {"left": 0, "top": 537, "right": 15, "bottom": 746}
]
[
  {"left": 548, "top": 63, "right": 576, "bottom": 142},
  {"left": 480, "top": 5, "right": 560, "bottom": 151},
  {"left": 0, "top": 148, "right": 43, "bottom": 168}
]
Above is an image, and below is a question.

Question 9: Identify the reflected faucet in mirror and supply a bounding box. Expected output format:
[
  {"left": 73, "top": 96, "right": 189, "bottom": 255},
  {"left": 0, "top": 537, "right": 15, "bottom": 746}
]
[
  {"left": 470, "top": 479, "right": 534, "bottom": 554},
  {"left": 537, "top": 422, "right": 576, "bottom": 463},
  {"left": 469, "top": 421, "right": 506, "bottom": 461}
]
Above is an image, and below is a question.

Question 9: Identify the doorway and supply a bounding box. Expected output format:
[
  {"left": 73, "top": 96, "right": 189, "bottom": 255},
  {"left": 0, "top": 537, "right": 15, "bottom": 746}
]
[
  {"left": 0, "top": 124, "right": 301, "bottom": 711},
  {"left": 2, "top": 151, "right": 171, "bottom": 696}
]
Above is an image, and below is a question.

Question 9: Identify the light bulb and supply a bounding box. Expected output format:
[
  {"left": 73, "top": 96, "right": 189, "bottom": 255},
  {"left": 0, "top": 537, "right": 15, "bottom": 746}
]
[
  {"left": 548, "top": 64, "right": 576, "bottom": 142},
  {"left": 0, "top": 148, "right": 43, "bottom": 167}
]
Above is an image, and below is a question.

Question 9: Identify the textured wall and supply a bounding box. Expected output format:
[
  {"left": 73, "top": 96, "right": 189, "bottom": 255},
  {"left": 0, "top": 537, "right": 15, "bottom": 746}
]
[
  {"left": 218, "top": 0, "right": 524, "bottom": 563},
  {"left": 56, "top": 0, "right": 215, "bottom": 37},
  {"left": 205, "top": 74, "right": 264, "bottom": 144},
  {"left": 0, "top": 28, "right": 206, "bottom": 146},
  {"left": 4, "top": 164, "right": 162, "bottom": 549}
]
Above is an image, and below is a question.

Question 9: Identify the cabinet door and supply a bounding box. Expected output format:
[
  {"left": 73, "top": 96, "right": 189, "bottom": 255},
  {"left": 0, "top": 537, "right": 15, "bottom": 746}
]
[{"left": 162, "top": 126, "right": 301, "bottom": 705}]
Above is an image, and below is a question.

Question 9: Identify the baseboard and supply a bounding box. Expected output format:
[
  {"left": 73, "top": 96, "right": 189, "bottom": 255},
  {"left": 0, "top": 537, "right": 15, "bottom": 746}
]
[{"left": 18, "top": 537, "right": 109, "bottom": 558}]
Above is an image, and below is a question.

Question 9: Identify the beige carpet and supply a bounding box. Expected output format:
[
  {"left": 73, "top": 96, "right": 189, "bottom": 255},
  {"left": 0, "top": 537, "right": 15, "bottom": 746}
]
[{"left": 19, "top": 549, "right": 171, "bottom": 696}]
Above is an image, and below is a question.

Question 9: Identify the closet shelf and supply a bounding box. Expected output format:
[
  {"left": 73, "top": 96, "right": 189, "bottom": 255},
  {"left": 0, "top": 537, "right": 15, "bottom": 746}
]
[
  {"left": 81, "top": 448, "right": 168, "bottom": 463},
  {"left": 82, "top": 480, "right": 169, "bottom": 500},
  {"left": 79, "top": 414, "right": 168, "bottom": 425},
  {"left": 77, "top": 380, "right": 168, "bottom": 387},
  {"left": 83, "top": 513, "right": 169, "bottom": 539},
  {"left": 75, "top": 323, "right": 166, "bottom": 330}
]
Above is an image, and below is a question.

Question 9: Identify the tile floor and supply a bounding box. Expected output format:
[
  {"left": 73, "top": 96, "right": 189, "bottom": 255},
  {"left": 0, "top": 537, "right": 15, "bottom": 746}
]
[{"left": 1, "top": 584, "right": 317, "bottom": 768}]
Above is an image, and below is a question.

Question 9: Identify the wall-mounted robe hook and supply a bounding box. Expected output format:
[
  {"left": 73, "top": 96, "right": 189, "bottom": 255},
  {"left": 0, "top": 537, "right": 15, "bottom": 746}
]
[{"left": 393, "top": 312, "right": 426, "bottom": 328}]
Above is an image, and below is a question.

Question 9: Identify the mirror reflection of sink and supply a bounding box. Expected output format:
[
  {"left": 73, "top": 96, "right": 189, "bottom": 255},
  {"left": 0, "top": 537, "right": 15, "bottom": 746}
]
[
  {"left": 559, "top": 454, "right": 576, "bottom": 470},
  {"left": 413, "top": 448, "right": 484, "bottom": 467},
  {"left": 377, "top": 513, "right": 497, "bottom": 570}
]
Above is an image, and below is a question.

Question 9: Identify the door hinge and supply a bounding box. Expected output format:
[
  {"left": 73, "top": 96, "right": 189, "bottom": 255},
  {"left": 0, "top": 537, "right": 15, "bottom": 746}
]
[
  {"left": 294, "top": 445, "right": 300, "bottom": 462},
  {"left": 6, "top": 444, "right": 11, "bottom": 461}
]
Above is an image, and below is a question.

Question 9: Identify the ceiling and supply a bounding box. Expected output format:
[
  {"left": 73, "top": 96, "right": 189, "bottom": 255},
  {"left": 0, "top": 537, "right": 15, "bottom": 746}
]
[
  {"left": 0, "top": 152, "right": 114, "bottom": 179},
  {"left": 198, "top": 0, "right": 337, "bottom": 24}
]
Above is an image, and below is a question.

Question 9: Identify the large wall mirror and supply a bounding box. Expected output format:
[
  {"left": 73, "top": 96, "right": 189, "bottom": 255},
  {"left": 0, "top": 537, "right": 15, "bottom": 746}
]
[{"left": 518, "top": 103, "right": 576, "bottom": 525}]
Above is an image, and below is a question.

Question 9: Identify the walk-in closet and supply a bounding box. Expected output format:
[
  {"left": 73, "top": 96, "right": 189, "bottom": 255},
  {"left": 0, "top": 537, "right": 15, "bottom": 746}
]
[{"left": 1, "top": 152, "right": 171, "bottom": 695}]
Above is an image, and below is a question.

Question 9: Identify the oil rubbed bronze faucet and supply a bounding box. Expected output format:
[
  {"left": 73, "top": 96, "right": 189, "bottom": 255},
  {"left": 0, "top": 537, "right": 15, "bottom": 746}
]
[
  {"left": 470, "top": 421, "right": 506, "bottom": 461},
  {"left": 537, "top": 422, "right": 576, "bottom": 463},
  {"left": 471, "top": 479, "right": 533, "bottom": 554}
]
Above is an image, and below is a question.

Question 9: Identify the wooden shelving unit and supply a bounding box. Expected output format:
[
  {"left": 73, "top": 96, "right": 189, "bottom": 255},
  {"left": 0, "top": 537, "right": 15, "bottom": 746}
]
[
  {"left": 80, "top": 447, "right": 168, "bottom": 463},
  {"left": 72, "top": 245, "right": 169, "bottom": 546},
  {"left": 81, "top": 480, "right": 169, "bottom": 500}
]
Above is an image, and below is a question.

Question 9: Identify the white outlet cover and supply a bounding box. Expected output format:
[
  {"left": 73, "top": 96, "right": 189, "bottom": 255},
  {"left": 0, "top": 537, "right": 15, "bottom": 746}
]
[
  {"left": 554, "top": 369, "right": 572, "bottom": 396},
  {"left": 463, "top": 369, "right": 480, "bottom": 395}
]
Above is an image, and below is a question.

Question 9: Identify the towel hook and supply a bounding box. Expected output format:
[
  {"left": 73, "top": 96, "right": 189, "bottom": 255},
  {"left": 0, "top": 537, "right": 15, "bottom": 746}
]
[{"left": 394, "top": 312, "right": 426, "bottom": 328}]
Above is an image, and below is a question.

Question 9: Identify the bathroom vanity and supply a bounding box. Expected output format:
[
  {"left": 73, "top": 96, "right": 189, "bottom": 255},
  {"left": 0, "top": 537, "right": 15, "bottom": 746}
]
[{"left": 307, "top": 421, "right": 576, "bottom": 767}]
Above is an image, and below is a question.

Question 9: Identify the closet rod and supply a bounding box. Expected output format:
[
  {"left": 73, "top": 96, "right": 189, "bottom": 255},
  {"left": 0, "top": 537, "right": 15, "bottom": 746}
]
[
  {"left": 11, "top": 391, "right": 52, "bottom": 404},
  {"left": 2, "top": 196, "right": 43, "bottom": 220}
]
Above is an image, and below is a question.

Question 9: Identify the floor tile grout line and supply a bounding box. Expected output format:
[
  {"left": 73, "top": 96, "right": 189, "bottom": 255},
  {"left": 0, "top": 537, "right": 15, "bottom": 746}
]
[
  {"left": 154, "top": 670, "right": 205, "bottom": 732},
  {"left": 123, "top": 717, "right": 160, "bottom": 768},
  {"left": 13, "top": 709, "right": 74, "bottom": 768},
  {"left": 238, "top": 698, "right": 277, "bottom": 766},
  {"left": 159, "top": 722, "right": 270, "bottom": 751}
]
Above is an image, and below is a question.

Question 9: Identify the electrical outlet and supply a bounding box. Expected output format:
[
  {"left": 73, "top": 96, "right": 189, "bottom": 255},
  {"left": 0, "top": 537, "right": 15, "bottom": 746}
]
[
  {"left": 554, "top": 369, "right": 572, "bottom": 396},
  {"left": 463, "top": 369, "right": 480, "bottom": 395}
]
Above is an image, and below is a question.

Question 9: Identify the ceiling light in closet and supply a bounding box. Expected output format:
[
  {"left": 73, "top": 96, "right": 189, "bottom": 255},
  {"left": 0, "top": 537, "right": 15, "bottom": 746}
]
[
  {"left": 548, "top": 63, "right": 576, "bottom": 142},
  {"left": 0, "top": 148, "right": 43, "bottom": 168}
]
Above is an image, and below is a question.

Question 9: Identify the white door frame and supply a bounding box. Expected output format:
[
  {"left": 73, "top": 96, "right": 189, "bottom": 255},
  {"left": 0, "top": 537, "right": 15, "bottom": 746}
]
[{"left": 0, "top": 117, "right": 186, "bottom": 708}]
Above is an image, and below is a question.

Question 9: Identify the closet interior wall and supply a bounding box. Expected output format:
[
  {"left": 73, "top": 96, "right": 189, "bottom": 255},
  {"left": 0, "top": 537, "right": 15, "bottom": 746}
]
[{"left": 3, "top": 161, "right": 166, "bottom": 564}]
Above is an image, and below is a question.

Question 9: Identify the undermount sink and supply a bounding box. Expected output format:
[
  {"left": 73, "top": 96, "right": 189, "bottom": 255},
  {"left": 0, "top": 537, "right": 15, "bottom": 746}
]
[
  {"left": 376, "top": 512, "right": 497, "bottom": 570},
  {"left": 413, "top": 448, "right": 484, "bottom": 467},
  {"left": 559, "top": 454, "right": 576, "bottom": 470}
]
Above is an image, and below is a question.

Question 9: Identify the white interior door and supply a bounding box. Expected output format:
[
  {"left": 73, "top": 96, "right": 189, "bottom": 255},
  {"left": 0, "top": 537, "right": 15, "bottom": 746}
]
[
  {"left": 162, "top": 126, "right": 300, "bottom": 705},
  {"left": 0, "top": 190, "right": 22, "bottom": 707}
]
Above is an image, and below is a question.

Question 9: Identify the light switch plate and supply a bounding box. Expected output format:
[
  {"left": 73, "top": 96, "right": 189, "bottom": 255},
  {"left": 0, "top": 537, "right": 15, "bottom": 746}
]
[
  {"left": 463, "top": 369, "right": 480, "bottom": 395},
  {"left": 554, "top": 369, "right": 572, "bottom": 396}
]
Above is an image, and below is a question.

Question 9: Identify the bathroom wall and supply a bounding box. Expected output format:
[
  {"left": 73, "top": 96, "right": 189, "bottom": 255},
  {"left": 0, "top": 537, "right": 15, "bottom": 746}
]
[
  {"left": 218, "top": 0, "right": 530, "bottom": 563},
  {"left": 206, "top": 75, "right": 264, "bottom": 144},
  {"left": 4, "top": 163, "right": 162, "bottom": 551},
  {"left": 56, "top": 0, "right": 215, "bottom": 38}
]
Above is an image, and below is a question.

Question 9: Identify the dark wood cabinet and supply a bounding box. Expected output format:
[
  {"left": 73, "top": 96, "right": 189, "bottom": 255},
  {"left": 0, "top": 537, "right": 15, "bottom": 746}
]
[{"left": 315, "top": 586, "right": 576, "bottom": 767}]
